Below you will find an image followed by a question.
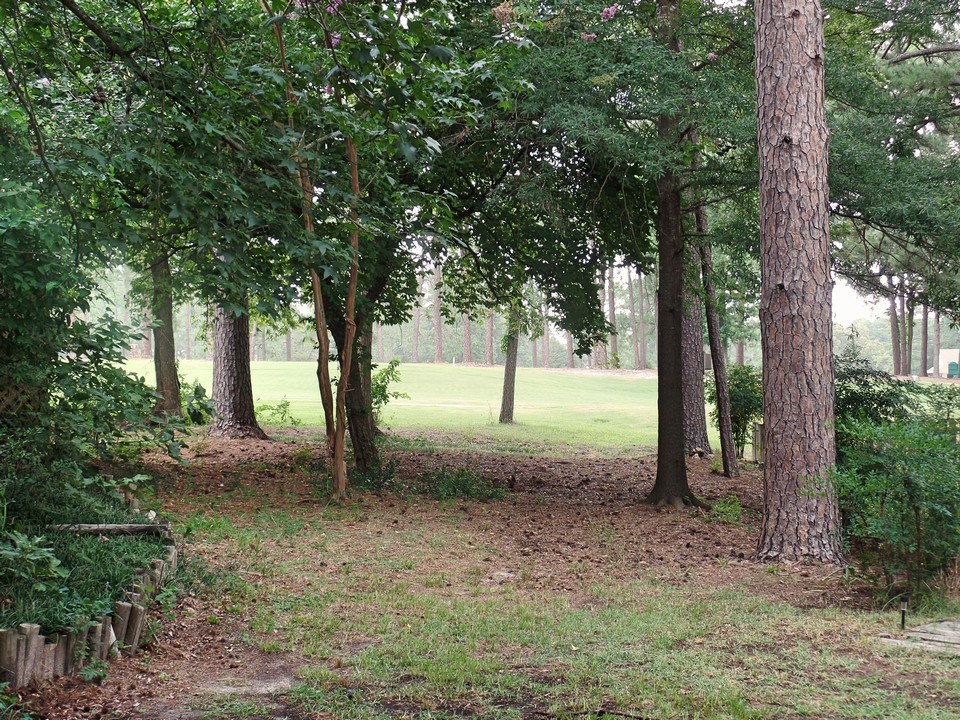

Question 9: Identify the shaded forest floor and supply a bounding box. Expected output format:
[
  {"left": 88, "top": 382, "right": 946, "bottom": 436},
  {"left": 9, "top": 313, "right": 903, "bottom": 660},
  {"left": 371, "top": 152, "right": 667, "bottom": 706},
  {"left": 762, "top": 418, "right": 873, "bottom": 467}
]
[{"left": 27, "top": 431, "right": 960, "bottom": 719}]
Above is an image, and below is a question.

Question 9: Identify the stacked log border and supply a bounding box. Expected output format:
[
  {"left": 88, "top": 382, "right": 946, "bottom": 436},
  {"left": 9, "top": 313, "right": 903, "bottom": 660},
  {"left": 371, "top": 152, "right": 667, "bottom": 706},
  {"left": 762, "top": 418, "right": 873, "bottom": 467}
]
[{"left": 0, "top": 524, "right": 177, "bottom": 688}]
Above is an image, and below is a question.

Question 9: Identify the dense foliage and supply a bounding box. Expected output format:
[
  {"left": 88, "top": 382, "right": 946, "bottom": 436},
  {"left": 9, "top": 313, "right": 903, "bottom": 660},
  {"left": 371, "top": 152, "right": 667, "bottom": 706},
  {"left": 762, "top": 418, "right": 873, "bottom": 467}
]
[{"left": 707, "top": 365, "right": 763, "bottom": 458}]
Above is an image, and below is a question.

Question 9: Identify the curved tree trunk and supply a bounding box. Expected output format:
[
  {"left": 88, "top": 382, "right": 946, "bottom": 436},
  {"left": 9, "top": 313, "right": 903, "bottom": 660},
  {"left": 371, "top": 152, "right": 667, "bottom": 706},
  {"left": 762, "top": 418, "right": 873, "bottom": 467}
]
[
  {"left": 499, "top": 313, "right": 520, "bottom": 424},
  {"left": 701, "top": 243, "right": 738, "bottom": 478},
  {"left": 755, "top": 0, "right": 842, "bottom": 563},
  {"left": 209, "top": 300, "right": 268, "bottom": 439},
  {"left": 150, "top": 256, "right": 181, "bottom": 417},
  {"left": 681, "top": 283, "right": 710, "bottom": 453}
]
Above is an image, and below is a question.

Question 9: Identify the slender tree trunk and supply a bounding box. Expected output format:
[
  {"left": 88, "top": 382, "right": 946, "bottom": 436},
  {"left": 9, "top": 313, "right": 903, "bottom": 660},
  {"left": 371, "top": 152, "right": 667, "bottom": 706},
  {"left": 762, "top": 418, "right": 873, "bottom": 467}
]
[
  {"left": 462, "top": 315, "right": 473, "bottom": 363},
  {"left": 260, "top": 327, "right": 267, "bottom": 362},
  {"left": 249, "top": 320, "right": 257, "bottom": 362},
  {"left": 566, "top": 331, "right": 574, "bottom": 368},
  {"left": 286, "top": 329, "right": 293, "bottom": 361},
  {"left": 531, "top": 336, "right": 538, "bottom": 367},
  {"left": 905, "top": 299, "right": 915, "bottom": 376},
  {"left": 933, "top": 311, "right": 941, "bottom": 377},
  {"left": 412, "top": 288, "right": 422, "bottom": 363},
  {"left": 607, "top": 266, "right": 618, "bottom": 364},
  {"left": 542, "top": 312, "right": 549, "bottom": 369},
  {"left": 920, "top": 305, "right": 928, "bottom": 377},
  {"left": 889, "top": 282, "right": 902, "bottom": 375},
  {"left": 209, "top": 300, "right": 267, "bottom": 439},
  {"left": 638, "top": 273, "right": 649, "bottom": 369},
  {"left": 701, "top": 242, "right": 738, "bottom": 477},
  {"left": 681, "top": 280, "right": 710, "bottom": 453},
  {"left": 628, "top": 267, "right": 641, "bottom": 369},
  {"left": 150, "top": 257, "right": 181, "bottom": 417},
  {"left": 594, "top": 281, "right": 608, "bottom": 367},
  {"left": 735, "top": 340, "right": 745, "bottom": 366},
  {"left": 499, "top": 312, "right": 520, "bottom": 423},
  {"left": 376, "top": 322, "right": 385, "bottom": 363},
  {"left": 755, "top": 0, "right": 842, "bottom": 562},
  {"left": 184, "top": 303, "right": 192, "bottom": 361},
  {"left": 433, "top": 266, "right": 443, "bottom": 363},
  {"left": 340, "top": 318, "right": 379, "bottom": 472},
  {"left": 899, "top": 288, "right": 908, "bottom": 375},
  {"left": 485, "top": 311, "right": 495, "bottom": 364}
]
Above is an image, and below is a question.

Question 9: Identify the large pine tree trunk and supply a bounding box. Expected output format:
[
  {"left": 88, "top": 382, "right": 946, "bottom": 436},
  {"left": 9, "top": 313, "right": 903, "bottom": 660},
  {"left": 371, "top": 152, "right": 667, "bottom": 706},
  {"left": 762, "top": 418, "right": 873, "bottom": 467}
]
[
  {"left": 647, "top": 0, "right": 698, "bottom": 508},
  {"left": 755, "top": 0, "right": 842, "bottom": 563},
  {"left": 485, "top": 312, "right": 494, "bottom": 364},
  {"left": 701, "top": 243, "right": 738, "bottom": 477},
  {"left": 681, "top": 282, "right": 710, "bottom": 453},
  {"left": 607, "top": 266, "right": 618, "bottom": 363},
  {"left": 209, "top": 301, "right": 267, "bottom": 439},
  {"left": 150, "top": 257, "right": 181, "bottom": 417},
  {"left": 499, "top": 313, "right": 519, "bottom": 424},
  {"left": 920, "top": 305, "right": 928, "bottom": 377},
  {"left": 433, "top": 266, "right": 443, "bottom": 363},
  {"left": 342, "top": 320, "right": 379, "bottom": 472}
]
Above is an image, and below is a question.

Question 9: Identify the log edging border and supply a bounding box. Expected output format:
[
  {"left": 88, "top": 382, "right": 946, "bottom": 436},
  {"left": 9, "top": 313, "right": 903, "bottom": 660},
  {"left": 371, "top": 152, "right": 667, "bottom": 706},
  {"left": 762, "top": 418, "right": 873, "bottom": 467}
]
[{"left": 0, "top": 524, "right": 177, "bottom": 688}]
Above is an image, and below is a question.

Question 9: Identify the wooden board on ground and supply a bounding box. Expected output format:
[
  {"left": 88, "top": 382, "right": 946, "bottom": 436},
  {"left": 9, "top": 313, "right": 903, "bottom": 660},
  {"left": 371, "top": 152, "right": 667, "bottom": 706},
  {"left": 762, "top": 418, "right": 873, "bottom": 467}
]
[{"left": 881, "top": 621, "right": 960, "bottom": 655}]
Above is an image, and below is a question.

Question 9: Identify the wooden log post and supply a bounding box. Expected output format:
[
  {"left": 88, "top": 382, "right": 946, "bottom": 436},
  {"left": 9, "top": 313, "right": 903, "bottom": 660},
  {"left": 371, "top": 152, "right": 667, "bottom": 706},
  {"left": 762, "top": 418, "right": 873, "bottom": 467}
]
[
  {"left": 87, "top": 621, "right": 102, "bottom": 662},
  {"left": 61, "top": 631, "right": 76, "bottom": 675},
  {"left": 39, "top": 638, "right": 57, "bottom": 681},
  {"left": 73, "top": 625, "right": 89, "bottom": 670},
  {"left": 125, "top": 604, "right": 146, "bottom": 652},
  {"left": 113, "top": 602, "right": 132, "bottom": 653},
  {"left": 0, "top": 629, "right": 16, "bottom": 683},
  {"left": 18, "top": 624, "right": 41, "bottom": 687}
]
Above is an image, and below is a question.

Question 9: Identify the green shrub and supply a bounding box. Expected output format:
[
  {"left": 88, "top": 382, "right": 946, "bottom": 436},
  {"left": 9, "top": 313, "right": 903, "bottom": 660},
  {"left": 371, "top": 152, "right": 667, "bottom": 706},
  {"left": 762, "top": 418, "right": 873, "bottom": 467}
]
[
  {"left": 834, "top": 419, "right": 960, "bottom": 590},
  {"left": 371, "top": 359, "right": 409, "bottom": 423},
  {"left": 706, "top": 364, "right": 762, "bottom": 458},
  {"left": 182, "top": 379, "right": 215, "bottom": 425},
  {"left": 350, "top": 463, "right": 505, "bottom": 501}
]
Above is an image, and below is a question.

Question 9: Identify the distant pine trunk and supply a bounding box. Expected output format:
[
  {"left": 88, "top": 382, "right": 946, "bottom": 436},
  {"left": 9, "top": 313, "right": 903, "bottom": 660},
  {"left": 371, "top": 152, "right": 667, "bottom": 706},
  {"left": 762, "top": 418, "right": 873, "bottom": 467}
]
[
  {"left": 607, "top": 266, "right": 618, "bottom": 363},
  {"left": 920, "top": 305, "right": 928, "bottom": 377},
  {"left": 433, "top": 266, "right": 443, "bottom": 363},
  {"left": 933, "top": 311, "right": 941, "bottom": 377},
  {"left": 150, "top": 256, "right": 181, "bottom": 417},
  {"left": 485, "top": 312, "right": 495, "bottom": 365},
  {"left": 462, "top": 314, "right": 473, "bottom": 363},
  {"left": 566, "top": 331, "right": 574, "bottom": 368},
  {"left": 209, "top": 300, "right": 267, "bottom": 439}
]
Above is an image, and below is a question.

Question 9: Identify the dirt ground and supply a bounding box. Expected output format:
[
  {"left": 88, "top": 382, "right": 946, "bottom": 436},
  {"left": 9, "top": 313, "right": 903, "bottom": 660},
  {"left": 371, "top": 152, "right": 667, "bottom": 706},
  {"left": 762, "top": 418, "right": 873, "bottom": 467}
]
[{"left": 24, "top": 434, "right": 880, "bottom": 719}]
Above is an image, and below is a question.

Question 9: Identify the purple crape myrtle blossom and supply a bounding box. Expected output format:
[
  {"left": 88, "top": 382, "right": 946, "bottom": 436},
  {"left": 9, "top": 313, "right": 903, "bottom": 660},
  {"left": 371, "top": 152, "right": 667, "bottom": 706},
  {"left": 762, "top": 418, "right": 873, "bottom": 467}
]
[
  {"left": 600, "top": 4, "right": 619, "bottom": 21},
  {"left": 580, "top": 32, "right": 597, "bottom": 41}
]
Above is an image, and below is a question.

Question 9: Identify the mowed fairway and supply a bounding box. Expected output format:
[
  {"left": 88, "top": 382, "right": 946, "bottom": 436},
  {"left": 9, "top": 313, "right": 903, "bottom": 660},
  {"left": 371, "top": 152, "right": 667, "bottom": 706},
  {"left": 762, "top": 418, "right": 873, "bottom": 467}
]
[{"left": 125, "top": 360, "right": 666, "bottom": 452}]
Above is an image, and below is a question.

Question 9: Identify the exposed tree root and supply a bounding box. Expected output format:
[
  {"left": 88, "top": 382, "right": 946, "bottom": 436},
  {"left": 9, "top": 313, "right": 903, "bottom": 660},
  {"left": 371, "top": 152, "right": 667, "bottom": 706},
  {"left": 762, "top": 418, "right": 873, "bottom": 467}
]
[
  {"left": 644, "top": 491, "right": 711, "bottom": 511},
  {"left": 206, "top": 423, "right": 269, "bottom": 441}
]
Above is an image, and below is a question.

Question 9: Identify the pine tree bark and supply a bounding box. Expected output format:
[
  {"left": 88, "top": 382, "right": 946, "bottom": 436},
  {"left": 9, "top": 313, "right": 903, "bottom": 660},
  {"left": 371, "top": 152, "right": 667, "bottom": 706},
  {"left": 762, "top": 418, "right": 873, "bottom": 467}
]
[
  {"left": 735, "top": 340, "right": 744, "bottom": 366},
  {"left": 150, "top": 257, "right": 181, "bottom": 417},
  {"left": 681, "top": 282, "right": 710, "bottom": 453},
  {"left": 920, "top": 305, "right": 928, "bottom": 377},
  {"left": 899, "top": 289, "right": 908, "bottom": 375},
  {"left": 209, "top": 301, "right": 268, "bottom": 439},
  {"left": 531, "top": 336, "right": 538, "bottom": 367},
  {"left": 485, "top": 312, "right": 495, "bottom": 365},
  {"left": 462, "top": 315, "right": 473, "bottom": 363},
  {"left": 433, "top": 266, "right": 443, "bottom": 363},
  {"left": 755, "top": 0, "right": 842, "bottom": 562},
  {"left": 607, "top": 266, "right": 618, "bottom": 364},
  {"left": 646, "top": 0, "right": 699, "bottom": 508},
  {"left": 933, "top": 311, "right": 941, "bottom": 377},
  {"left": 499, "top": 312, "right": 519, "bottom": 424}
]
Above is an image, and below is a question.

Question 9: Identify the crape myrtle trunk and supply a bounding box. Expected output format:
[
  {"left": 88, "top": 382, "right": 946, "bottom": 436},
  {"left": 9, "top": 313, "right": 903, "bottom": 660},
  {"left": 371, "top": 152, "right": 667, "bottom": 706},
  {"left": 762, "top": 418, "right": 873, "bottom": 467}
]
[
  {"left": 499, "top": 312, "right": 520, "bottom": 424},
  {"left": 755, "top": 0, "right": 842, "bottom": 562},
  {"left": 209, "top": 300, "right": 268, "bottom": 439},
  {"left": 328, "top": 311, "right": 380, "bottom": 472}
]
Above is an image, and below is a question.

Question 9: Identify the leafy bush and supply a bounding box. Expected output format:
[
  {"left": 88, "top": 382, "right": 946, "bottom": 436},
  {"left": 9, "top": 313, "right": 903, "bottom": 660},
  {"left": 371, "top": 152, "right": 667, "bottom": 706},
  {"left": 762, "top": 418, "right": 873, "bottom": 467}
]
[
  {"left": 182, "top": 379, "right": 215, "bottom": 425},
  {"left": 255, "top": 397, "right": 302, "bottom": 426},
  {"left": 834, "top": 419, "right": 960, "bottom": 590},
  {"left": 371, "top": 359, "right": 409, "bottom": 423},
  {"left": 351, "top": 463, "right": 505, "bottom": 501},
  {"left": 706, "top": 364, "right": 762, "bottom": 458}
]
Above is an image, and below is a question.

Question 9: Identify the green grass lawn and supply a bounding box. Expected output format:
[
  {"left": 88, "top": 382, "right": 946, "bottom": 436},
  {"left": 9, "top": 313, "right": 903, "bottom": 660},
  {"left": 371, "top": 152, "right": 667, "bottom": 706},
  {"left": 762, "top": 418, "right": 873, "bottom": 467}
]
[{"left": 127, "top": 360, "right": 680, "bottom": 452}]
